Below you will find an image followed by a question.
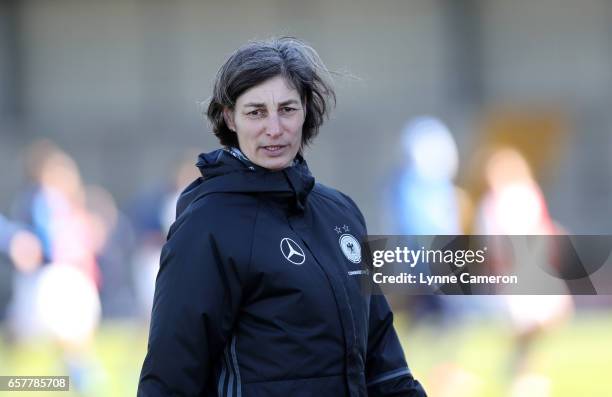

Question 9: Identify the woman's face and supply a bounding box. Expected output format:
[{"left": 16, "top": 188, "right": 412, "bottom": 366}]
[{"left": 224, "top": 75, "right": 305, "bottom": 170}]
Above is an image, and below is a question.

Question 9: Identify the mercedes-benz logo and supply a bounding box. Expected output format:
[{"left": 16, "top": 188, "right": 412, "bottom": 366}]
[{"left": 280, "top": 237, "right": 306, "bottom": 265}]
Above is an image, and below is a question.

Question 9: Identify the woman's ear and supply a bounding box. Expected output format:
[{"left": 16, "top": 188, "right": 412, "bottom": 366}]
[{"left": 223, "top": 108, "right": 236, "bottom": 132}]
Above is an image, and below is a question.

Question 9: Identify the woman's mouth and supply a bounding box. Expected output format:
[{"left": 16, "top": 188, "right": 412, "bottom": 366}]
[{"left": 261, "top": 145, "right": 287, "bottom": 155}]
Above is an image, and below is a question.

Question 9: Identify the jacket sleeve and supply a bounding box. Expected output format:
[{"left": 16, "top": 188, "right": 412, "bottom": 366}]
[
  {"left": 138, "top": 206, "right": 249, "bottom": 396},
  {"left": 366, "top": 294, "right": 427, "bottom": 397}
]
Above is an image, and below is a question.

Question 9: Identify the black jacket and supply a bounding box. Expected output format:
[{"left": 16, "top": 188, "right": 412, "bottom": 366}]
[{"left": 138, "top": 148, "right": 426, "bottom": 397}]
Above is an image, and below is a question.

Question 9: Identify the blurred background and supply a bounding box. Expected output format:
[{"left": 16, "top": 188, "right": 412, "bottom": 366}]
[{"left": 1, "top": 0, "right": 612, "bottom": 396}]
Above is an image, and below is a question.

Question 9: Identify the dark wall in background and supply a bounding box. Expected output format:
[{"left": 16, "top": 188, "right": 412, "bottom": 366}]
[{"left": 1, "top": 0, "right": 611, "bottom": 233}]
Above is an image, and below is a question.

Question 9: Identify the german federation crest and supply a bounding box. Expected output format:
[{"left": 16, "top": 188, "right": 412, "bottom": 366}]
[{"left": 339, "top": 234, "right": 361, "bottom": 263}]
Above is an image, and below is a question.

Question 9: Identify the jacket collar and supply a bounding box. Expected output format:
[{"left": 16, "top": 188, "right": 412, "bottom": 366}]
[{"left": 176, "top": 147, "right": 315, "bottom": 217}]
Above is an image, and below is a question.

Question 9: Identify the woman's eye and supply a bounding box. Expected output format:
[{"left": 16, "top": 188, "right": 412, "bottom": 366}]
[
  {"left": 281, "top": 107, "right": 297, "bottom": 113},
  {"left": 247, "top": 109, "right": 263, "bottom": 116}
]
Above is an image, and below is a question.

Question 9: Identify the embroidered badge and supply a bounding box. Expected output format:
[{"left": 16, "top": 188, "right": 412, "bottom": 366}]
[{"left": 339, "top": 233, "right": 361, "bottom": 264}]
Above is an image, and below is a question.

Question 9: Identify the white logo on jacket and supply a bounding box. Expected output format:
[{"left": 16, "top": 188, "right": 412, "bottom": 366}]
[
  {"left": 280, "top": 237, "right": 306, "bottom": 265},
  {"left": 339, "top": 234, "right": 361, "bottom": 263}
]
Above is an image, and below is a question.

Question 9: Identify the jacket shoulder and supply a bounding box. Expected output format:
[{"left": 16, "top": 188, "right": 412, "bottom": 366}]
[
  {"left": 176, "top": 189, "right": 258, "bottom": 224},
  {"left": 168, "top": 192, "right": 261, "bottom": 253},
  {"left": 312, "top": 183, "right": 366, "bottom": 229}
]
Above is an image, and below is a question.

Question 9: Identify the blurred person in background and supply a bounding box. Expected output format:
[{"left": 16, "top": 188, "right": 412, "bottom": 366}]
[
  {"left": 386, "top": 117, "right": 482, "bottom": 397},
  {"left": 86, "top": 184, "right": 137, "bottom": 318},
  {"left": 127, "top": 174, "right": 172, "bottom": 321},
  {"left": 129, "top": 150, "right": 200, "bottom": 320},
  {"left": 476, "top": 146, "right": 573, "bottom": 397},
  {"left": 386, "top": 116, "right": 468, "bottom": 324},
  {"left": 8, "top": 139, "right": 105, "bottom": 395},
  {"left": 389, "top": 116, "right": 462, "bottom": 236},
  {"left": 0, "top": 213, "right": 43, "bottom": 326},
  {"left": 0, "top": 213, "right": 43, "bottom": 275},
  {"left": 139, "top": 37, "right": 427, "bottom": 396},
  {"left": 11, "top": 139, "right": 99, "bottom": 282}
]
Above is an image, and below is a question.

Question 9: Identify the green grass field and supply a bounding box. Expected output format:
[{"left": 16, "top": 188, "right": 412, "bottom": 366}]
[
  {"left": 397, "top": 311, "right": 612, "bottom": 397},
  {"left": 1, "top": 312, "right": 611, "bottom": 396}
]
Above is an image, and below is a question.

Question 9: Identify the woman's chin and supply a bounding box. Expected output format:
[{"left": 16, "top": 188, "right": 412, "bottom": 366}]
[{"left": 257, "top": 156, "right": 292, "bottom": 171}]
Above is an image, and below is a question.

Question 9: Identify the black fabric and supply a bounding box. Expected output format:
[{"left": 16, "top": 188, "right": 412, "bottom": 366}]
[{"left": 138, "top": 148, "right": 427, "bottom": 397}]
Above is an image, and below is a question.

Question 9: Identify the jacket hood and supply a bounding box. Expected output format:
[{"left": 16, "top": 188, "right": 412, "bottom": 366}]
[{"left": 176, "top": 148, "right": 315, "bottom": 218}]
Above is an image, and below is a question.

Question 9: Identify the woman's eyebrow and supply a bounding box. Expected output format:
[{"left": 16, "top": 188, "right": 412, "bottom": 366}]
[
  {"left": 244, "top": 102, "right": 266, "bottom": 108},
  {"left": 243, "top": 102, "right": 266, "bottom": 108},
  {"left": 278, "top": 99, "right": 300, "bottom": 106},
  {"left": 243, "top": 99, "right": 300, "bottom": 108}
]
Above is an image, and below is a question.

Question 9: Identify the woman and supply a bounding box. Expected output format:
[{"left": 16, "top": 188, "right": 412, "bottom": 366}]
[{"left": 138, "top": 37, "right": 426, "bottom": 397}]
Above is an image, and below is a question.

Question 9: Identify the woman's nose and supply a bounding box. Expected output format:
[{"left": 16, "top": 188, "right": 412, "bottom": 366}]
[{"left": 265, "top": 113, "right": 282, "bottom": 137}]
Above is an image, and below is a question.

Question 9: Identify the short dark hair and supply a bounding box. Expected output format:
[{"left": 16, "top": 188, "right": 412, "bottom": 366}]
[{"left": 207, "top": 37, "right": 336, "bottom": 148}]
